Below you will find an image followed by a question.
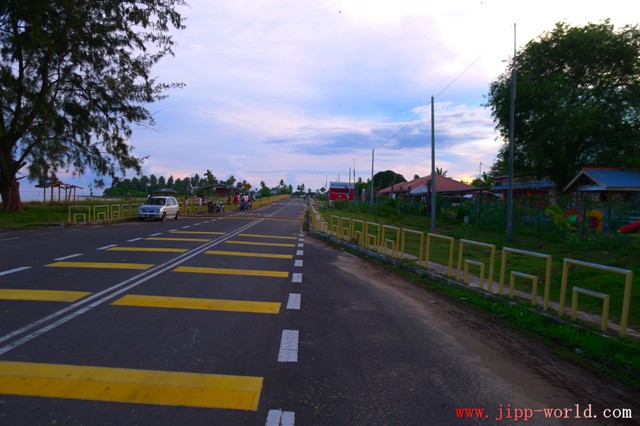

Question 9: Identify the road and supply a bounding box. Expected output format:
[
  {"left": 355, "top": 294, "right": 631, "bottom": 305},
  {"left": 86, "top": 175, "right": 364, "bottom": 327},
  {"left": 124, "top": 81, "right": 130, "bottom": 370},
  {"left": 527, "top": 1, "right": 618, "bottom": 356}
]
[{"left": 0, "top": 198, "right": 638, "bottom": 425}]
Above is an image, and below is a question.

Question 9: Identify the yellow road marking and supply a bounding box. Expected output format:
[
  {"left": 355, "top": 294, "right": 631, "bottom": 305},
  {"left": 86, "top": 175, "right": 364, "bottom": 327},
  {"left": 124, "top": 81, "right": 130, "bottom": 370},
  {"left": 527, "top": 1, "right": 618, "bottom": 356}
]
[
  {"left": 238, "top": 233, "right": 297, "bottom": 240},
  {"left": 145, "top": 237, "right": 210, "bottom": 242},
  {"left": 107, "top": 247, "right": 188, "bottom": 253},
  {"left": 226, "top": 240, "right": 296, "bottom": 248},
  {"left": 169, "top": 231, "right": 225, "bottom": 235},
  {"left": 112, "top": 294, "right": 281, "bottom": 314},
  {"left": 174, "top": 266, "right": 288, "bottom": 278},
  {"left": 45, "top": 261, "right": 154, "bottom": 270},
  {"left": 204, "top": 250, "right": 292, "bottom": 259},
  {"left": 224, "top": 217, "right": 301, "bottom": 222},
  {"left": 0, "top": 289, "right": 91, "bottom": 302},
  {"left": 0, "top": 361, "right": 262, "bottom": 411}
]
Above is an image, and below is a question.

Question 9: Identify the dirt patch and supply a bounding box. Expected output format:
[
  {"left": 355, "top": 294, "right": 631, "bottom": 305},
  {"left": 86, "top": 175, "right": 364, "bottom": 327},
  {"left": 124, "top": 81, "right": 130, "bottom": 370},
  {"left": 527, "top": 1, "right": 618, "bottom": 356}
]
[{"left": 332, "top": 247, "right": 640, "bottom": 425}]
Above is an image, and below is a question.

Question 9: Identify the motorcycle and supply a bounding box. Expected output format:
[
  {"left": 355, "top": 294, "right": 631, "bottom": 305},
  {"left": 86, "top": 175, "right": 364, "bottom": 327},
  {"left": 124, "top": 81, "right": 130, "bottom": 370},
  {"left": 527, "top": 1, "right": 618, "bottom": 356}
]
[
  {"left": 207, "top": 201, "right": 225, "bottom": 214},
  {"left": 239, "top": 200, "right": 252, "bottom": 211}
]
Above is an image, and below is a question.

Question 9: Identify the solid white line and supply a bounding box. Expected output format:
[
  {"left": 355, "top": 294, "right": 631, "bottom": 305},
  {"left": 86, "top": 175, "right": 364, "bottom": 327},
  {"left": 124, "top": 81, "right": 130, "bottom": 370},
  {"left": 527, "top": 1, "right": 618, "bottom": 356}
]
[
  {"left": 0, "top": 267, "right": 31, "bottom": 277},
  {"left": 292, "top": 273, "right": 302, "bottom": 283},
  {"left": 296, "top": 250, "right": 303, "bottom": 256},
  {"left": 278, "top": 330, "right": 299, "bottom": 362},
  {"left": 265, "top": 409, "right": 295, "bottom": 426},
  {"left": 286, "top": 293, "right": 301, "bottom": 310},
  {"left": 0, "top": 237, "right": 19, "bottom": 242},
  {"left": 127, "top": 237, "right": 143, "bottom": 242},
  {"left": 54, "top": 253, "right": 83, "bottom": 261},
  {"left": 294, "top": 260, "right": 303, "bottom": 267},
  {"left": 97, "top": 244, "right": 117, "bottom": 250},
  {"left": 150, "top": 232, "right": 163, "bottom": 236}
]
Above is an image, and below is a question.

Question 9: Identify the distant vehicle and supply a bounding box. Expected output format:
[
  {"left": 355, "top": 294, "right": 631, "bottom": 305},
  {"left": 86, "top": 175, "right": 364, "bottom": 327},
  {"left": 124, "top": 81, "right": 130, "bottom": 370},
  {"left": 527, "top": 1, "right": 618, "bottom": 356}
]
[
  {"left": 138, "top": 196, "right": 180, "bottom": 221},
  {"left": 207, "top": 201, "right": 225, "bottom": 214}
]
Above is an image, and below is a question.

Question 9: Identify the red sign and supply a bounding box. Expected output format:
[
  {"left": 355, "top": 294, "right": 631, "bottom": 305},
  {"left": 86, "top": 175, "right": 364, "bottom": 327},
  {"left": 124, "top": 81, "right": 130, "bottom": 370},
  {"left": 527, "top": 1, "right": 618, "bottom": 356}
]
[{"left": 329, "top": 182, "right": 355, "bottom": 201}]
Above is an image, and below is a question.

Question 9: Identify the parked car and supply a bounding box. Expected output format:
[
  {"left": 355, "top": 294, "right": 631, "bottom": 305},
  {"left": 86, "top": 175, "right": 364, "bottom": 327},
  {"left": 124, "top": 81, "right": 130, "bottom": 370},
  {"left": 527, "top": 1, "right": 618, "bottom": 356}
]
[{"left": 138, "top": 196, "right": 180, "bottom": 221}]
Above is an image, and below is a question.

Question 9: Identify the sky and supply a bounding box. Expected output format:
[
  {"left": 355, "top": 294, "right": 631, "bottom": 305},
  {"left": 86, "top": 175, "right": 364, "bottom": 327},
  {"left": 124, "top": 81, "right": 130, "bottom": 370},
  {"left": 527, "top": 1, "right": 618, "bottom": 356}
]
[{"left": 19, "top": 0, "right": 634, "bottom": 199}]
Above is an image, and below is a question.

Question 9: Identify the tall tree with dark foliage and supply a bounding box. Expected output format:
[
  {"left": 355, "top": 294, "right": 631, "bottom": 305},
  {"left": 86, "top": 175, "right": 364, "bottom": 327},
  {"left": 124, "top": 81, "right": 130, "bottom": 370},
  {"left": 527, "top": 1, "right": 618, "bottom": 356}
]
[{"left": 0, "top": 0, "right": 186, "bottom": 210}]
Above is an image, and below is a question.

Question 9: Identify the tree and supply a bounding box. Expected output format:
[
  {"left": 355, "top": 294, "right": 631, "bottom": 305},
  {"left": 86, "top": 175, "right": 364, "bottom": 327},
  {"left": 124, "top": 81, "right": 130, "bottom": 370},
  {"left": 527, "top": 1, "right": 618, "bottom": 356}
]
[
  {"left": 259, "top": 181, "right": 271, "bottom": 197},
  {"left": 373, "top": 170, "right": 406, "bottom": 190},
  {"left": 470, "top": 172, "right": 497, "bottom": 188},
  {"left": 204, "top": 169, "right": 217, "bottom": 186},
  {"left": 486, "top": 21, "right": 640, "bottom": 190},
  {"left": 0, "top": 0, "right": 186, "bottom": 211},
  {"left": 435, "top": 167, "right": 447, "bottom": 176}
]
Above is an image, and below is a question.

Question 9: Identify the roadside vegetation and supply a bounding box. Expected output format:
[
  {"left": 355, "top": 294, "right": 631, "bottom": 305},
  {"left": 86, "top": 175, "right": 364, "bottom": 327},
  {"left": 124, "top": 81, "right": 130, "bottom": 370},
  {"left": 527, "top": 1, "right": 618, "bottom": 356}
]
[{"left": 314, "top": 195, "right": 640, "bottom": 391}]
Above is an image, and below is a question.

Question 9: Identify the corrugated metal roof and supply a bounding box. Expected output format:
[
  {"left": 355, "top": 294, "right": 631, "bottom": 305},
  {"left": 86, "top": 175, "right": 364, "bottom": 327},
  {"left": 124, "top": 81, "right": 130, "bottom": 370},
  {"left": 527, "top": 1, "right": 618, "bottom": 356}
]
[{"left": 563, "top": 168, "right": 640, "bottom": 192}]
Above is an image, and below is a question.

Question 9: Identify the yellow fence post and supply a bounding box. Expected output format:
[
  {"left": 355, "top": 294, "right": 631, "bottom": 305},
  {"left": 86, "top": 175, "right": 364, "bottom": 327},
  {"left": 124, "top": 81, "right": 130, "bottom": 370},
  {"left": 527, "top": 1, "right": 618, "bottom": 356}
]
[
  {"left": 509, "top": 271, "right": 539, "bottom": 305},
  {"left": 456, "top": 239, "right": 496, "bottom": 290},
  {"left": 400, "top": 229, "right": 425, "bottom": 264},
  {"left": 560, "top": 258, "right": 633, "bottom": 337},
  {"left": 381, "top": 225, "right": 400, "bottom": 258},
  {"left": 352, "top": 219, "right": 365, "bottom": 246},
  {"left": 464, "top": 260, "right": 485, "bottom": 287},
  {"left": 499, "top": 247, "right": 553, "bottom": 310},
  {"left": 571, "top": 287, "right": 611, "bottom": 331},
  {"left": 365, "top": 221, "right": 381, "bottom": 252},
  {"left": 425, "top": 233, "right": 455, "bottom": 277}
]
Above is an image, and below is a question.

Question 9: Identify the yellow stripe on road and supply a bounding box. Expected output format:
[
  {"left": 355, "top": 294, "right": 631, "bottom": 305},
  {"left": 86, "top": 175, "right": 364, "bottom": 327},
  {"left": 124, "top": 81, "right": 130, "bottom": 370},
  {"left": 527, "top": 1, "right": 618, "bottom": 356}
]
[
  {"left": 45, "top": 261, "right": 154, "bottom": 270},
  {"left": 0, "top": 289, "right": 91, "bottom": 302},
  {"left": 112, "top": 294, "right": 281, "bottom": 314},
  {"left": 226, "top": 240, "right": 296, "bottom": 248},
  {"left": 238, "top": 233, "right": 297, "bottom": 240},
  {"left": 145, "top": 237, "right": 210, "bottom": 242},
  {"left": 174, "top": 266, "right": 288, "bottom": 278},
  {"left": 107, "top": 247, "right": 188, "bottom": 253},
  {"left": 169, "top": 231, "right": 225, "bottom": 236},
  {"left": 204, "top": 250, "right": 293, "bottom": 259},
  {"left": 0, "top": 361, "right": 262, "bottom": 411}
]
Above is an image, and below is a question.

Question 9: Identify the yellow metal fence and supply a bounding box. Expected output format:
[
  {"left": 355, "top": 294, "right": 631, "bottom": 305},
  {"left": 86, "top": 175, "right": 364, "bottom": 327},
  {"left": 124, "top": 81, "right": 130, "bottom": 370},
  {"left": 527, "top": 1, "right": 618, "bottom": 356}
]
[
  {"left": 309, "top": 206, "right": 635, "bottom": 337},
  {"left": 67, "top": 195, "right": 291, "bottom": 224}
]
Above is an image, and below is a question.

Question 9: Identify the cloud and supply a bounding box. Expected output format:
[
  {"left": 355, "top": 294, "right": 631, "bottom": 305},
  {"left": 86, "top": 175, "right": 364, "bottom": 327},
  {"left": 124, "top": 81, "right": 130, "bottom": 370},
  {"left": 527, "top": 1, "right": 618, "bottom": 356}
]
[{"left": 17, "top": 0, "right": 635, "bottom": 199}]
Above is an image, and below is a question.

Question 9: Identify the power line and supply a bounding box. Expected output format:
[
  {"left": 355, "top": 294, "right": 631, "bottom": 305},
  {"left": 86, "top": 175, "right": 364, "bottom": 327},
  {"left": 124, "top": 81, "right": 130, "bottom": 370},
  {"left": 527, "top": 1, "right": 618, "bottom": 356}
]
[{"left": 378, "top": 46, "right": 493, "bottom": 150}]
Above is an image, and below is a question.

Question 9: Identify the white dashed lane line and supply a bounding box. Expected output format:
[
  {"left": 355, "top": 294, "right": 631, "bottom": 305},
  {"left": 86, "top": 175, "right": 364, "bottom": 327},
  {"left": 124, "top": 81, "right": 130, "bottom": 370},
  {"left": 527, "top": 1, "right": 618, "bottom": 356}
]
[
  {"left": 277, "top": 330, "right": 299, "bottom": 362},
  {"left": 265, "top": 409, "right": 295, "bottom": 426},
  {"left": 54, "top": 254, "right": 83, "bottom": 261},
  {"left": 286, "top": 293, "right": 301, "bottom": 310},
  {"left": 0, "top": 267, "right": 31, "bottom": 277}
]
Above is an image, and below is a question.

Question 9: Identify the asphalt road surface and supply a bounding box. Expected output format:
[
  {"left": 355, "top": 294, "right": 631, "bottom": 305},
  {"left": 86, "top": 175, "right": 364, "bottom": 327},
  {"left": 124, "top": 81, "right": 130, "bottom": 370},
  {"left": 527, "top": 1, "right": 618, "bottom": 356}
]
[{"left": 0, "top": 198, "right": 638, "bottom": 425}]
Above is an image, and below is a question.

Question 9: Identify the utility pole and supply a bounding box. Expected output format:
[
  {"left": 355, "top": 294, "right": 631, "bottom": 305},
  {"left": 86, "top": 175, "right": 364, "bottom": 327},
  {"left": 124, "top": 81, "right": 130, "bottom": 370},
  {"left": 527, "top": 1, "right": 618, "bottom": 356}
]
[
  {"left": 506, "top": 23, "right": 516, "bottom": 241},
  {"left": 370, "top": 149, "right": 374, "bottom": 205},
  {"left": 430, "top": 96, "right": 436, "bottom": 230}
]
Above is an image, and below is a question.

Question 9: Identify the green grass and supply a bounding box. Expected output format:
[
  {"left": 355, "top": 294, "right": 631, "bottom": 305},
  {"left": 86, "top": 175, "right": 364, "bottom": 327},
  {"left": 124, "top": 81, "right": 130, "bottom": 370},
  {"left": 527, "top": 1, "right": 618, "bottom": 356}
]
[{"left": 0, "top": 202, "right": 71, "bottom": 228}]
